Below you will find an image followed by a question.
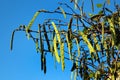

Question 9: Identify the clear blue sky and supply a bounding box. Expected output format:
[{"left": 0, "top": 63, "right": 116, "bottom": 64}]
[{"left": 0, "top": 0, "right": 120, "bottom": 80}]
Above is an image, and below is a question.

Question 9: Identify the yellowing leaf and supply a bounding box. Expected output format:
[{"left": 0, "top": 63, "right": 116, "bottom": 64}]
[
  {"left": 53, "top": 35, "right": 60, "bottom": 63},
  {"left": 59, "top": 7, "right": 66, "bottom": 18},
  {"left": 79, "top": 31, "right": 95, "bottom": 54},
  {"left": 60, "top": 42, "right": 65, "bottom": 71}
]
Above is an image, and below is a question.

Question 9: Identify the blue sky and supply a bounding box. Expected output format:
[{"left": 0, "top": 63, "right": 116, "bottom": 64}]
[
  {"left": 0, "top": 0, "right": 72, "bottom": 80},
  {"left": 0, "top": 0, "right": 120, "bottom": 80}
]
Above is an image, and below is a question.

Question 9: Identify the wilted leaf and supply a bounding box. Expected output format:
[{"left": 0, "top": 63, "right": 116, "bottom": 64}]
[
  {"left": 53, "top": 35, "right": 60, "bottom": 63},
  {"left": 59, "top": 7, "right": 66, "bottom": 18}
]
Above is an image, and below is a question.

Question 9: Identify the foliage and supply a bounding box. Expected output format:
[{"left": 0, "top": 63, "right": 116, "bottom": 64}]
[{"left": 10, "top": 0, "right": 120, "bottom": 80}]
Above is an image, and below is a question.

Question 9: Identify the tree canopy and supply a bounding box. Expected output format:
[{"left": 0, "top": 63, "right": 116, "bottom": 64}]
[{"left": 10, "top": 0, "right": 120, "bottom": 80}]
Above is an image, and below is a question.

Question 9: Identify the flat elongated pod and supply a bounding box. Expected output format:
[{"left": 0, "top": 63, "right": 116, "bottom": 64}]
[
  {"left": 93, "top": 33, "right": 100, "bottom": 51},
  {"left": 26, "top": 12, "right": 40, "bottom": 39},
  {"left": 68, "top": 18, "right": 73, "bottom": 41},
  {"left": 39, "top": 25, "right": 44, "bottom": 54},
  {"left": 75, "top": 38, "right": 80, "bottom": 57},
  {"left": 60, "top": 42, "right": 65, "bottom": 71},
  {"left": 10, "top": 30, "right": 15, "bottom": 51},
  {"left": 27, "top": 12, "right": 40, "bottom": 31},
  {"left": 43, "top": 55, "right": 46, "bottom": 74},
  {"left": 79, "top": 31, "right": 95, "bottom": 54},
  {"left": 51, "top": 22, "right": 61, "bottom": 43},
  {"left": 41, "top": 53, "right": 44, "bottom": 70},
  {"left": 59, "top": 7, "right": 66, "bottom": 18},
  {"left": 108, "top": 18, "right": 116, "bottom": 47},
  {"left": 53, "top": 35, "right": 60, "bottom": 63},
  {"left": 35, "top": 39, "right": 39, "bottom": 53},
  {"left": 90, "top": 0, "right": 94, "bottom": 12},
  {"left": 43, "top": 25, "right": 50, "bottom": 51}
]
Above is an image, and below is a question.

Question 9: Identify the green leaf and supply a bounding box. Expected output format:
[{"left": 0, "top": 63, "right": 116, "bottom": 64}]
[
  {"left": 59, "top": 7, "right": 66, "bottom": 18},
  {"left": 60, "top": 42, "right": 65, "bottom": 71},
  {"left": 53, "top": 35, "right": 60, "bottom": 63},
  {"left": 96, "top": 4, "right": 103, "bottom": 8},
  {"left": 10, "top": 30, "right": 15, "bottom": 51}
]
